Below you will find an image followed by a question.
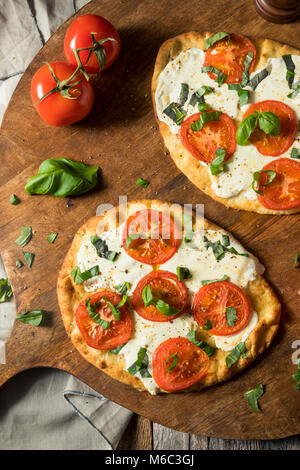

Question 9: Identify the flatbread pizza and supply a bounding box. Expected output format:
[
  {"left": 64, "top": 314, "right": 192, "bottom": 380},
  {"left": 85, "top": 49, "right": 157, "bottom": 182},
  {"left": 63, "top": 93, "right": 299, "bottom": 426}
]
[
  {"left": 152, "top": 32, "right": 300, "bottom": 214},
  {"left": 57, "top": 200, "right": 281, "bottom": 394}
]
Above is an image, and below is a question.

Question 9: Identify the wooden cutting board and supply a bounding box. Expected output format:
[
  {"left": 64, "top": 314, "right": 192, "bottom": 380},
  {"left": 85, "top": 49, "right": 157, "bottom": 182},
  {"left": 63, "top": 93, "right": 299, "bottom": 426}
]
[{"left": 0, "top": 0, "right": 299, "bottom": 440}]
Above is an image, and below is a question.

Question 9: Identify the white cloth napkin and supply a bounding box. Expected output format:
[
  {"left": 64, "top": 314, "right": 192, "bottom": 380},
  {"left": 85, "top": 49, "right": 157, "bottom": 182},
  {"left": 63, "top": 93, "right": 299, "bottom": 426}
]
[{"left": 0, "top": 0, "right": 133, "bottom": 450}]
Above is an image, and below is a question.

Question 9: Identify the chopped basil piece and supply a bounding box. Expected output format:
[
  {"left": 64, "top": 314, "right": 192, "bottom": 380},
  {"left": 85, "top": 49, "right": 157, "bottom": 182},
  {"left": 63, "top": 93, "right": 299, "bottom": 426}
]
[
  {"left": 71, "top": 265, "right": 99, "bottom": 285},
  {"left": 23, "top": 251, "right": 34, "bottom": 268},
  {"left": 165, "top": 353, "right": 179, "bottom": 373},
  {"left": 292, "top": 361, "right": 300, "bottom": 390},
  {"left": 47, "top": 232, "right": 58, "bottom": 243},
  {"left": 90, "top": 235, "right": 119, "bottom": 261},
  {"left": 226, "top": 307, "right": 236, "bottom": 327},
  {"left": 0, "top": 278, "right": 13, "bottom": 303},
  {"left": 10, "top": 194, "right": 20, "bottom": 205},
  {"left": 179, "top": 83, "right": 189, "bottom": 105},
  {"left": 222, "top": 234, "right": 230, "bottom": 247},
  {"left": 201, "top": 274, "right": 229, "bottom": 285},
  {"left": 291, "top": 148, "right": 300, "bottom": 159},
  {"left": 282, "top": 55, "right": 295, "bottom": 89},
  {"left": 189, "top": 86, "right": 214, "bottom": 106},
  {"left": 125, "top": 233, "right": 143, "bottom": 249},
  {"left": 15, "top": 226, "right": 32, "bottom": 248},
  {"left": 163, "top": 102, "right": 186, "bottom": 125},
  {"left": 294, "top": 253, "right": 300, "bottom": 268},
  {"left": 204, "top": 319, "right": 213, "bottom": 330},
  {"left": 128, "top": 347, "right": 151, "bottom": 377},
  {"left": 109, "top": 343, "right": 126, "bottom": 354},
  {"left": 288, "top": 81, "right": 300, "bottom": 99},
  {"left": 16, "top": 309, "right": 48, "bottom": 326},
  {"left": 176, "top": 266, "right": 191, "bottom": 281},
  {"left": 114, "top": 282, "right": 131, "bottom": 295},
  {"left": 16, "top": 259, "right": 23, "bottom": 268},
  {"left": 241, "top": 52, "right": 254, "bottom": 87},
  {"left": 248, "top": 68, "right": 269, "bottom": 90},
  {"left": 85, "top": 298, "right": 110, "bottom": 329},
  {"left": 142, "top": 285, "right": 180, "bottom": 316},
  {"left": 205, "top": 31, "right": 230, "bottom": 50},
  {"left": 183, "top": 212, "right": 193, "bottom": 243},
  {"left": 201, "top": 66, "right": 227, "bottom": 85},
  {"left": 238, "top": 88, "right": 249, "bottom": 106},
  {"left": 198, "top": 102, "right": 210, "bottom": 111},
  {"left": 102, "top": 296, "right": 122, "bottom": 321},
  {"left": 227, "top": 83, "right": 241, "bottom": 91},
  {"left": 251, "top": 170, "right": 276, "bottom": 195},
  {"left": 226, "top": 342, "right": 247, "bottom": 368},
  {"left": 203, "top": 235, "right": 248, "bottom": 261},
  {"left": 135, "top": 177, "right": 149, "bottom": 188},
  {"left": 210, "top": 148, "right": 226, "bottom": 175},
  {"left": 191, "top": 111, "right": 222, "bottom": 131},
  {"left": 244, "top": 383, "right": 264, "bottom": 412},
  {"left": 186, "top": 330, "right": 216, "bottom": 357}
]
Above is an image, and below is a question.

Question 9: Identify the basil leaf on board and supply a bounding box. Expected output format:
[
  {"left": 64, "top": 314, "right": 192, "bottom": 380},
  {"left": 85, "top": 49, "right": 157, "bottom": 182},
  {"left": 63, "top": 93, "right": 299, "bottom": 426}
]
[
  {"left": 23, "top": 251, "right": 34, "bottom": 268},
  {"left": 109, "top": 343, "right": 127, "bottom": 354},
  {"left": 176, "top": 266, "right": 192, "bottom": 281},
  {"left": 241, "top": 52, "right": 254, "bottom": 87},
  {"left": 114, "top": 282, "right": 131, "bottom": 295},
  {"left": 71, "top": 265, "right": 99, "bottom": 285},
  {"left": 25, "top": 158, "right": 99, "bottom": 197},
  {"left": 226, "top": 307, "right": 236, "bottom": 327},
  {"left": 183, "top": 212, "right": 193, "bottom": 243},
  {"left": 294, "top": 253, "right": 300, "bottom": 268},
  {"left": 248, "top": 68, "right": 269, "bottom": 90},
  {"left": 16, "top": 259, "right": 24, "bottom": 268},
  {"left": 85, "top": 298, "right": 110, "bottom": 329},
  {"left": 191, "top": 111, "right": 222, "bottom": 131},
  {"left": 251, "top": 170, "right": 276, "bottom": 195},
  {"left": 210, "top": 148, "right": 227, "bottom": 175},
  {"left": 292, "top": 361, "right": 300, "bottom": 390},
  {"left": 128, "top": 347, "right": 151, "bottom": 377},
  {"left": 163, "top": 102, "right": 186, "bottom": 125},
  {"left": 0, "top": 278, "right": 13, "bottom": 303},
  {"left": 226, "top": 342, "right": 247, "bottom": 368},
  {"left": 282, "top": 54, "right": 295, "bottom": 89},
  {"left": 201, "top": 66, "right": 227, "bottom": 85},
  {"left": 244, "top": 383, "right": 264, "bottom": 412},
  {"left": 258, "top": 111, "right": 280, "bottom": 136},
  {"left": 201, "top": 274, "right": 229, "bottom": 285},
  {"left": 238, "top": 88, "right": 249, "bottom": 106},
  {"left": 179, "top": 83, "right": 189, "bottom": 105},
  {"left": 16, "top": 310, "right": 48, "bottom": 326},
  {"left": 90, "top": 236, "right": 119, "bottom": 262},
  {"left": 189, "top": 86, "right": 214, "bottom": 106},
  {"left": 288, "top": 81, "right": 300, "bottom": 99},
  {"left": 205, "top": 32, "right": 230, "bottom": 50},
  {"left": 186, "top": 330, "right": 216, "bottom": 357},
  {"left": 10, "top": 194, "right": 20, "bottom": 205},
  {"left": 236, "top": 113, "right": 259, "bottom": 145},
  {"left": 142, "top": 284, "right": 154, "bottom": 307},
  {"left": 155, "top": 299, "right": 180, "bottom": 316},
  {"left": 291, "top": 148, "right": 300, "bottom": 159},
  {"left": 135, "top": 177, "right": 149, "bottom": 188},
  {"left": 204, "top": 319, "right": 213, "bottom": 330},
  {"left": 47, "top": 232, "right": 58, "bottom": 243},
  {"left": 165, "top": 353, "right": 178, "bottom": 373},
  {"left": 15, "top": 226, "right": 32, "bottom": 248}
]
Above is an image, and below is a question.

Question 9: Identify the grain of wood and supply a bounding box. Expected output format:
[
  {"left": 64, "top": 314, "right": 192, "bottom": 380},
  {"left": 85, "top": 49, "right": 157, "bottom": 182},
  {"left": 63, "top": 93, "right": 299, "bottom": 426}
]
[
  {"left": 153, "top": 424, "right": 189, "bottom": 450},
  {"left": 117, "top": 415, "right": 152, "bottom": 450}
]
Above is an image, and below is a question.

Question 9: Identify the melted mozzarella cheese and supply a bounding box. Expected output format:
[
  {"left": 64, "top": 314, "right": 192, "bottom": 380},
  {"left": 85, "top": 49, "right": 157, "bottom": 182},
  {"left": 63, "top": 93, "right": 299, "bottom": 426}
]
[
  {"left": 214, "top": 311, "right": 258, "bottom": 351},
  {"left": 155, "top": 48, "right": 239, "bottom": 134}
]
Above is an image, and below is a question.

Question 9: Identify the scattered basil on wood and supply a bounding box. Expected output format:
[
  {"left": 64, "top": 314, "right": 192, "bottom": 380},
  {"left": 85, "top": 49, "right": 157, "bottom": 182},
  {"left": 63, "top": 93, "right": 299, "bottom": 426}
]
[
  {"left": 0, "top": 278, "right": 13, "bottom": 303},
  {"left": 25, "top": 158, "right": 99, "bottom": 197},
  {"left": 135, "top": 177, "right": 149, "bottom": 188},
  {"left": 294, "top": 253, "right": 300, "bottom": 268},
  {"left": 90, "top": 236, "right": 119, "bottom": 262},
  {"left": 165, "top": 353, "right": 178, "bottom": 373},
  {"left": 186, "top": 330, "right": 216, "bottom": 357},
  {"left": 292, "top": 361, "right": 300, "bottom": 390},
  {"left": 15, "top": 226, "right": 32, "bottom": 248},
  {"left": 210, "top": 148, "right": 227, "bottom": 175},
  {"left": 16, "top": 259, "right": 23, "bottom": 268},
  {"left": 179, "top": 83, "right": 189, "bottom": 105},
  {"left": 244, "top": 383, "right": 264, "bottom": 412},
  {"left": 226, "top": 342, "right": 247, "bottom": 368},
  {"left": 114, "top": 282, "right": 131, "bottom": 295},
  {"left": 16, "top": 310, "right": 48, "bottom": 326},
  {"left": 251, "top": 170, "right": 276, "bottom": 195},
  {"left": 71, "top": 265, "right": 99, "bottom": 285},
  {"left": 291, "top": 148, "right": 300, "bottom": 159},
  {"left": 204, "top": 319, "right": 213, "bottom": 330},
  {"left": 248, "top": 68, "right": 269, "bottom": 90},
  {"left": 282, "top": 54, "right": 295, "bottom": 89},
  {"left": 205, "top": 32, "right": 230, "bottom": 50},
  {"left": 201, "top": 66, "right": 227, "bottom": 85},
  {"left": 128, "top": 347, "right": 151, "bottom": 377},
  {"left": 191, "top": 111, "right": 222, "bottom": 131},
  {"left": 163, "top": 102, "right": 186, "bottom": 125},
  {"left": 109, "top": 343, "right": 127, "bottom": 354},
  {"left": 23, "top": 251, "right": 34, "bottom": 268},
  {"left": 176, "top": 266, "right": 192, "bottom": 281},
  {"left": 201, "top": 274, "right": 229, "bottom": 285},
  {"left": 85, "top": 298, "right": 110, "bottom": 329},
  {"left": 47, "top": 232, "right": 58, "bottom": 243},
  {"left": 10, "top": 194, "right": 20, "bottom": 205},
  {"left": 226, "top": 307, "right": 237, "bottom": 327}
]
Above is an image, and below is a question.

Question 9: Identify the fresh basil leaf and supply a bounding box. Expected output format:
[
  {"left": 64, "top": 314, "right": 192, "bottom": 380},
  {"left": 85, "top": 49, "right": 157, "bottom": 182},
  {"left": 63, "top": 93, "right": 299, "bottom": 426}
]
[
  {"left": 210, "top": 148, "right": 227, "bottom": 175},
  {"left": 85, "top": 298, "right": 110, "bottom": 329},
  {"left": 227, "top": 83, "right": 241, "bottom": 91},
  {"left": 203, "top": 235, "right": 248, "bottom": 260},
  {"left": 90, "top": 236, "right": 119, "bottom": 262},
  {"left": 183, "top": 212, "right": 193, "bottom": 243},
  {"left": 186, "top": 330, "right": 216, "bottom": 357},
  {"left": 176, "top": 266, "right": 192, "bottom": 281},
  {"left": 10, "top": 194, "right": 20, "bottom": 205},
  {"left": 109, "top": 343, "right": 126, "bottom": 354},
  {"left": 198, "top": 102, "right": 210, "bottom": 111},
  {"left": 0, "top": 278, "right": 13, "bottom": 303},
  {"left": 292, "top": 361, "right": 300, "bottom": 390},
  {"left": 179, "top": 83, "right": 189, "bottom": 105},
  {"left": 252, "top": 170, "right": 276, "bottom": 195},
  {"left": 16, "top": 309, "right": 48, "bottom": 326},
  {"left": 47, "top": 232, "right": 58, "bottom": 243},
  {"left": 258, "top": 111, "right": 281, "bottom": 136},
  {"left": 102, "top": 296, "right": 121, "bottom": 321},
  {"left": 241, "top": 52, "right": 254, "bottom": 87},
  {"left": 282, "top": 55, "right": 295, "bottom": 89},
  {"left": 163, "top": 102, "right": 186, "bottom": 125},
  {"left": 165, "top": 353, "right": 178, "bottom": 373},
  {"left": 201, "top": 274, "right": 229, "bottom": 285},
  {"left": 222, "top": 235, "right": 230, "bottom": 246},
  {"left": 238, "top": 88, "right": 249, "bottom": 106},
  {"left": 142, "top": 285, "right": 154, "bottom": 307},
  {"left": 114, "top": 282, "right": 131, "bottom": 295},
  {"left": 244, "top": 383, "right": 264, "bottom": 412},
  {"left": 226, "top": 342, "right": 247, "bottom": 368},
  {"left": 288, "top": 81, "right": 300, "bottom": 99},
  {"left": 204, "top": 319, "right": 213, "bottom": 330},
  {"left": 71, "top": 265, "right": 99, "bottom": 285},
  {"left": 135, "top": 178, "right": 149, "bottom": 188},
  {"left": 291, "top": 148, "right": 300, "bottom": 159},
  {"left": 226, "top": 307, "right": 236, "bottom": 327},
  {"left": 294, "top": 253, "right": 300, "bottom": 268},
  {"left": 248, "top": 68, "right": 269, "bottom": 90},
  {"left": 15, "top": 226, "right": 32, "bottom": 248},
  {"left": 23, "top": 251, "right": 34, "bottom": 268},
  {"left": 25, "top": 158, "right": 99, "bottom": 197},
  {"left": 201, "top": 66, "right": 227, "bottom": 85},
  {"left": 189, "top": 86, "right": 214, "bottom": 106},
  {"left": 128, "top": 347, "right": 151, "bottom": 377},
  {"left": 155, "top": 299, "right": 180, "bottom": 316},
  {"left": 191, "top": 111, "right": 222, "bottom": 131},
  {"left": 16, "top": 259, "right": 23, "bottom": 268},
  {"left": 225, "top": 246, "right": 249, "bottom": 257},
  {"left": 236, "top": 113, "right": 259, "bottom": 146},
  {"left": 205, "top": 32, "right": 230, "bottom": 50}
]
